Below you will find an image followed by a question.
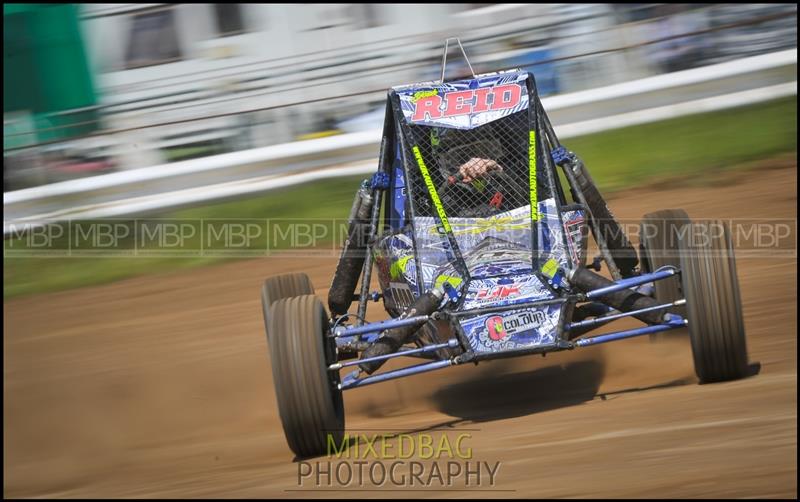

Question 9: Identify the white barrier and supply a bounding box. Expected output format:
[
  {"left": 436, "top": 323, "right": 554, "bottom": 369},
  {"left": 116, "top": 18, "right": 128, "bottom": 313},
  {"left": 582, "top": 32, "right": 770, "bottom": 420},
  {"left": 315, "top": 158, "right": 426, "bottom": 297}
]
[
  {"left": 4, "top": 49, "right": 797, "bottom": 236},
  {"left": 543, "top": 49, "right": 797, "bottom": 110},
  {"left": 555, "top": 81, "right": 797, "bottom": 138}
]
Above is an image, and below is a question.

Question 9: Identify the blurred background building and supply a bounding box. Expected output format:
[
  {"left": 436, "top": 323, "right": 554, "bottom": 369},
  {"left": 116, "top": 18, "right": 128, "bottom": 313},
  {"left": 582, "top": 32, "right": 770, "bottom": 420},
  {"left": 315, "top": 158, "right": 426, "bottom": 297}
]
[{"left": 3, "top": 3, "right": 798, "bottom": 191}]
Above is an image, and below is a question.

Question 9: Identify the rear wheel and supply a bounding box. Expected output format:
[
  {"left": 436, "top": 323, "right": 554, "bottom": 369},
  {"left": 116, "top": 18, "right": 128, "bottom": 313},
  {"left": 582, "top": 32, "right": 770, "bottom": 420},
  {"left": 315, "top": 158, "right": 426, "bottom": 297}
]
[
  {"left": 639, "top": 209, "right": 690, "bottom": 341},
  {"left": 268, "top": 295, "right": 344, "bottom": 457},
  {"left": 261, "top": 273, "right": 314, "bottom": 342},
  {"left": 678, "top": 220, "right": 748, "bottom": 383}
]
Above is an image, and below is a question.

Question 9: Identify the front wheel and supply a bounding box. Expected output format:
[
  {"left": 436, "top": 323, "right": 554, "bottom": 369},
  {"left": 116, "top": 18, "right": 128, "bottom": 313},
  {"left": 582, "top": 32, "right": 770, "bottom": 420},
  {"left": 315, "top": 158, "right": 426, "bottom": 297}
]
[
  {"left": 267, "top": 295, "right": 344, "bottom": 457},
  {"left": 678, "top": 220, "right": 749, "bottom": 383}
]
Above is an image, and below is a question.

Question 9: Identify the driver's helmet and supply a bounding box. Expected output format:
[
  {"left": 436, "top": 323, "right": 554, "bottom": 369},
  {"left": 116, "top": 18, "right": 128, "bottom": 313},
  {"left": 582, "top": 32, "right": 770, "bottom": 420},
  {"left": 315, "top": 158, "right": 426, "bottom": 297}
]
[{"left": 429, "top": 127, "right": 504, "bottom": 183}]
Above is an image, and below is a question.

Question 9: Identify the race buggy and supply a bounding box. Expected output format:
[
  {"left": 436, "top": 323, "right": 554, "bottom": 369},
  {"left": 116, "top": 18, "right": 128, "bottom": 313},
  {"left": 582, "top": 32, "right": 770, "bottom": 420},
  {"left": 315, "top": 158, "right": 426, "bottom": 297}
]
[{"left": 261, "top": 40, "right": 750, "bottom": 458}]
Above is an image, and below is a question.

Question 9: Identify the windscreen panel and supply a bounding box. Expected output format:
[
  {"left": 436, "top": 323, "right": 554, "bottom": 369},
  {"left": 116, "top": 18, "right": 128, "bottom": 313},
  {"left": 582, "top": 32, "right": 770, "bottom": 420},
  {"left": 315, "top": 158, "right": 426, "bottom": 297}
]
[{"left": 401, "top": 110, "right": 539, "bottom": 222}]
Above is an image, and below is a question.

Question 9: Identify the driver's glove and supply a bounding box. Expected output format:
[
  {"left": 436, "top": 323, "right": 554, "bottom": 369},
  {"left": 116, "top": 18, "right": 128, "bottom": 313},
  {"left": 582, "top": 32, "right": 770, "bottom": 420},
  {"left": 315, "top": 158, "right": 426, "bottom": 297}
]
[{"left": 458, "top": 157, "right": 503, "bottom": 183}]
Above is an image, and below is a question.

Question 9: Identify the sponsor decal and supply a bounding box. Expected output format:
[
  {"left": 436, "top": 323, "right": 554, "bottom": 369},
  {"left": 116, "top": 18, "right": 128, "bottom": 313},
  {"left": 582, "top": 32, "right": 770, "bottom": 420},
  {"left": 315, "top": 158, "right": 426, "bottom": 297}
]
[
  {"left": 485, "top": 311, "right": 546, "bottom": 341},
  {"left": 413, "top": 145, "right": 452, "bottom": 234},
  {"left": 464, "top": 274, "right": 552, "bottom": 308},
  {"left": 434, "top": 273, "right": 463, "bottom": 289},
  {"left": 411, "top": 89, "right": 438, "bottom": 104},
  {"left": 468, "top": 248, "right": 530, "bottom": 263},
  {"left": 485, "top": 316, "right": 507, "bottom": 340},
  {"left": 390, "top": 254, "right": 413, "bottom": 280},
  {"left": 563, "top": 211, "right": 586, "bottom": 265},
  {"left": 476, "top": 284, "right": 520, "bottom": 301},
  {"left": 411, "top": 83, "right": 524, "bottom": 122},
  {"left": 435, "top": 218, "right": 530, "bottom": 237},
  {"left": 540, "top": 258, "right": 559, "bottom": 279},
  {"left": 529, "top": 131, "right": 538, "bottom": 221}
]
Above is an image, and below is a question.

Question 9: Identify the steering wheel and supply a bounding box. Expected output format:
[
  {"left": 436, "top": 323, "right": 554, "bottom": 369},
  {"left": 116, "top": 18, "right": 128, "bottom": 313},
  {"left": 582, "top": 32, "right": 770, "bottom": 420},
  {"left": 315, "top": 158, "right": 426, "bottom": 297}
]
[{"left": 437, "top": 169, "right": 517, "bottom": 217}]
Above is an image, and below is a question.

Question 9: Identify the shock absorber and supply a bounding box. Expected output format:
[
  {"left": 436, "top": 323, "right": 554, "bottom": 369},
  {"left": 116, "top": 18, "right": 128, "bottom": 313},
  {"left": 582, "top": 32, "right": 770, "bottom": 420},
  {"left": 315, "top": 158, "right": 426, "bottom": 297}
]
[
  {"left": 554, "top": 148, "right": 639, "bottom": 277},
  {"left": 328, "top": 180, "right": 374, "bottom": 316}
]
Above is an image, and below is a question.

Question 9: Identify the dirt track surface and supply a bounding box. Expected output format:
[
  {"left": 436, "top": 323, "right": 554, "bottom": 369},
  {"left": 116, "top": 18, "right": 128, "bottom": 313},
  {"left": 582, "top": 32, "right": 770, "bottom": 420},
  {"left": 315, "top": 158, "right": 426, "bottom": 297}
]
[{"left": 4, "top": 163, "right": 797, "bottom": 498}]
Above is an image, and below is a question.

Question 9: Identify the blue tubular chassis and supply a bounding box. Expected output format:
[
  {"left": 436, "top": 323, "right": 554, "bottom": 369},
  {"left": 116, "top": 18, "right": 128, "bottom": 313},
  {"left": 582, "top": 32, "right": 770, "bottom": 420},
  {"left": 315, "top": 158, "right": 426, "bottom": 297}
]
[
  {"left": 332, "top": 266, "right": 687, "bottom": 391},
  {"left": 327, "top": 65, "right": 691, "bottom": 393}
]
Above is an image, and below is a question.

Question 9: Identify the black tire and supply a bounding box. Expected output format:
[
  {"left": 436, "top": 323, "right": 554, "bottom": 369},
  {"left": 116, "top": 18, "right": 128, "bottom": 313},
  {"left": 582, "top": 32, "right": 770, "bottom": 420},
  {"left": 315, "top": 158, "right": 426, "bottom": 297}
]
[
  {"left": 678, "top": 220, "right": 748, "bottom": 383},
  {"left": 268, "top": 295, "right": 345, "bottom": 458},
  {"left": 639, "top": 209, "right": 690, "bottom": 341},
  {"left": 261, "top": 273, "right": 314, "bottom": 342}
]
